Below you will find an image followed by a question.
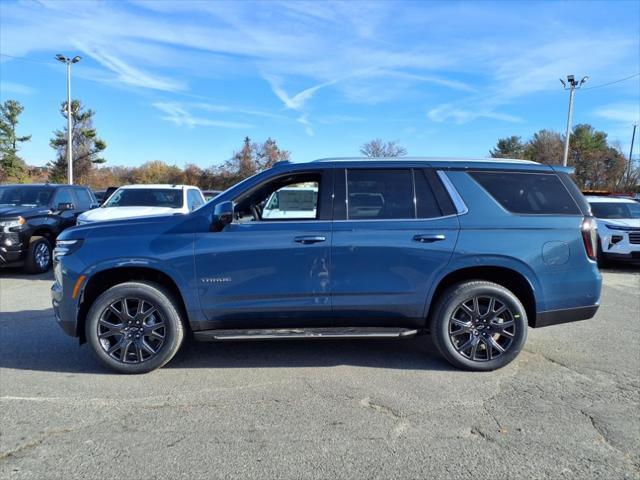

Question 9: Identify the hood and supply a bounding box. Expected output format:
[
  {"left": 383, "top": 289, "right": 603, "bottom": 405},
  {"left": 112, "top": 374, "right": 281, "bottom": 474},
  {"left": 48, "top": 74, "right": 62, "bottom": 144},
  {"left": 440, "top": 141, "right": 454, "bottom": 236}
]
[
  {"left": 597, "top": 218, "right": 640, "bottom": 229},
  {"left": 78, "top": 206, "right": 182, "bottom": 223},
  {"left": 0, "top": 205, "right": 50, "bottom": 219}
]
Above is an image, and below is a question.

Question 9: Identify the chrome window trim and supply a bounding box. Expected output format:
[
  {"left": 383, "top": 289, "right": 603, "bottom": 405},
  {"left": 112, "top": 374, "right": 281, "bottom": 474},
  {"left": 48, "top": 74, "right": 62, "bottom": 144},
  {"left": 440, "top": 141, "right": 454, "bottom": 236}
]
[{"left": 437, "top": 171, "right": 469, "bottom": 215}]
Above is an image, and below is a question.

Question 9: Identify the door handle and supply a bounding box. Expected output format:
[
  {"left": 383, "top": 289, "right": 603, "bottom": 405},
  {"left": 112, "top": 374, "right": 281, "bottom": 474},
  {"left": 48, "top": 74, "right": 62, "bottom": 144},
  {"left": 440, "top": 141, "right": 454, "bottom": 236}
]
[
  {"left": 413, "top": 234, "right": 446, "bottom": 243},
  {"left": 294, "top": 235, "right": 326, "bottom": 244}
]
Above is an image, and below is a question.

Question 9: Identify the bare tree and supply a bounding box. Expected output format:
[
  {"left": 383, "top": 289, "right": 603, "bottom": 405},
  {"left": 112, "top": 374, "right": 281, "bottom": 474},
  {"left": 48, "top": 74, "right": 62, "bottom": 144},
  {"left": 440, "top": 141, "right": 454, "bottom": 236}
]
[{"left": 360, "top": 138, "right": 407, "bottom": 158}]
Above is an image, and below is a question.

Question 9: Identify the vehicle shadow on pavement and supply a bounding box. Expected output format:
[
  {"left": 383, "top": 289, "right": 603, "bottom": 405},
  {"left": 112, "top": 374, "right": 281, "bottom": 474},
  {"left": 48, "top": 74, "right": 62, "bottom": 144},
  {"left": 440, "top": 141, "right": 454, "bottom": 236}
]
[
  {"left": 0, "top": 308, "right": 453, "bottom": 374},
  {"left": 0, "top": 268, "right": 55, "bottom": 281}
]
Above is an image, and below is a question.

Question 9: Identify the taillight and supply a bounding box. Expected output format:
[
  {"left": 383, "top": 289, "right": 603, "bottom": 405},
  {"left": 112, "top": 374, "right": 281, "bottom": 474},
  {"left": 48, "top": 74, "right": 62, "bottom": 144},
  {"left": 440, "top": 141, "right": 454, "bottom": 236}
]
[{"left": 581, "top": 217, "right": 598, "bottom": 261}]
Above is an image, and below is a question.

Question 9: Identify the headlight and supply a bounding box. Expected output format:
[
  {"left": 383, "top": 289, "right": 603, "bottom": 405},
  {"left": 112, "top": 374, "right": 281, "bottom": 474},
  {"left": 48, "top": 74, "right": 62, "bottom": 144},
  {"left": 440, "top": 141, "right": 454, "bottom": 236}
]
[
  {"left": 0, "top": 216, "right": 25, "bottom": 232},
  {"left": 604, "top": 224, "right": 633, "bottom": 231},
  {"left": 54, "top": 239, "right": 84, "bottom": 258}
]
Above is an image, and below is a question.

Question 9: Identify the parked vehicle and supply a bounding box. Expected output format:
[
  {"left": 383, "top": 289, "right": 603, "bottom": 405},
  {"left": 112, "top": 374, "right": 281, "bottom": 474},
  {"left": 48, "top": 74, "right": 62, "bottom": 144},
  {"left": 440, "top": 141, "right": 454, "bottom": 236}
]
[
  {"left": 0, "top": 184, "right": 97, "bottom": 273},
  {"left": 261, "top": 185, "right": 318, "bottom": 219},
  {"left": 51, "top": 158, "right": 601, "bottom": 373},
  {"left": 202, "top": 190, "right": 222, "bottom": 201},
  {"left": 76, "top": 184, "right": 205, "bottom": 224},
  {"left": 93, "top": 186, "right": 119, "bottom": 206},
  {"left": 586, "top": 196, "right": 640, "bottom": 264}
]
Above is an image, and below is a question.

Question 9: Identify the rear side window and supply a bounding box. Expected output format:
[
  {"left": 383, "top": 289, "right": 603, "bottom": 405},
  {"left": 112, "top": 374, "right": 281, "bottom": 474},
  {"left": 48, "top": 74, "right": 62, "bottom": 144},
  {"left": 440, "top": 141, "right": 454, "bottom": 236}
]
[
  {"left": 414, "top": 169, "right": 443, "bottom": 218},
  {"left": 347, "top": 169, "right": 414, "bottom": 219},
  {"left": 470, "top": 171, "right": 580, "bottom": 215}
]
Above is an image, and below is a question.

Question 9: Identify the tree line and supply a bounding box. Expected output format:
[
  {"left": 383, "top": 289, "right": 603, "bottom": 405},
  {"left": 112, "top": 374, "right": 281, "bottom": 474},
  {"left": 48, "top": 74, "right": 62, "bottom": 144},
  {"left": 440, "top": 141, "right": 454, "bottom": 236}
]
[
  {"left": 1, "top": 98, "right": 637, "bottom": 192},
  {"left": 490, "top": 127, "right": 638, "bottom": 191}
]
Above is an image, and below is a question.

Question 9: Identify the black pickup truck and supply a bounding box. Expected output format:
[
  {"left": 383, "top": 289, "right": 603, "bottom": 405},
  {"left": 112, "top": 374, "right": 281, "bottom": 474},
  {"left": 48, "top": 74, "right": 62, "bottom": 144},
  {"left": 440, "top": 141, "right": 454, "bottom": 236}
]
[{"left": 0, "top": 184, "right": 97, "bottom": 273}]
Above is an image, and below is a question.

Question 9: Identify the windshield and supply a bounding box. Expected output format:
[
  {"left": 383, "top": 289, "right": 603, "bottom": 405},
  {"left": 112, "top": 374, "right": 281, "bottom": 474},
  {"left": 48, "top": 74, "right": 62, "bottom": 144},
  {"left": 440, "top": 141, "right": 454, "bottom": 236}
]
[
  {"left": 0, "top": 186, "right": 53, "bottom": 207},
  {"left": 103, "top": 188, "right": 183, "bottom": 208},
  {"left": 590, "top": 202, "right": 640, "bottom": 219}
]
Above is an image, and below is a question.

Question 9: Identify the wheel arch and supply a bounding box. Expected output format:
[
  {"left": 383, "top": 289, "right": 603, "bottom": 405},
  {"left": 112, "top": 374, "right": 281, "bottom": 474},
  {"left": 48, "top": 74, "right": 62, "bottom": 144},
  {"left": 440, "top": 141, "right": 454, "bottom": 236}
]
[
  {"left": 426, "top": 265, "right": 538, "bottom": 328},
  {"left": 30, "top": 227, "right": 55, "bottom": 241},
  {"left": 77, "top": 266, "right": 190, "bottom": 343}
]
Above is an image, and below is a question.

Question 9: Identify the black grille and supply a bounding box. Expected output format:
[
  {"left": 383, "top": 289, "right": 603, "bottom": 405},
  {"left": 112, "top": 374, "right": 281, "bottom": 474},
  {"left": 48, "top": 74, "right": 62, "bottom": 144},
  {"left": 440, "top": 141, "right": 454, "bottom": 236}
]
[{"left": 629, "top": 232, "right": 640, "bottom": 245}]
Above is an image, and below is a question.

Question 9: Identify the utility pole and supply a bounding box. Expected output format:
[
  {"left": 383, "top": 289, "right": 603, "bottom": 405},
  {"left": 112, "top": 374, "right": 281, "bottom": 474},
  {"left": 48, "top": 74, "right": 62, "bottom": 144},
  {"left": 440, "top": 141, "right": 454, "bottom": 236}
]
[
  {"left": 55, "top": 54, "right": 81, "bottom": 185},
  {"left": 627, "top": 123, "right": 637, "bottom": 188},
  {"left": 560, "top": 75, "right": 588, "bottom": 167}
]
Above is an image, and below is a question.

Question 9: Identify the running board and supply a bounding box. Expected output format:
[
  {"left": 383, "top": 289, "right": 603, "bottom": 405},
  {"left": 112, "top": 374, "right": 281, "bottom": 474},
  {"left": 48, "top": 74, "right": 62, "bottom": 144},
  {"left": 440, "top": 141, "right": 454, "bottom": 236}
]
[{"left": 193, "top": 327, "right": 419, "bottom": 341}]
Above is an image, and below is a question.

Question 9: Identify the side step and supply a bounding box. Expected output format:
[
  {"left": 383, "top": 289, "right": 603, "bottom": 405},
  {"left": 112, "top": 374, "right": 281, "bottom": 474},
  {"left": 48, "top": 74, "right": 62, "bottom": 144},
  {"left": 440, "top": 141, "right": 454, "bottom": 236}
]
[{"left": 193, "top": 327, "right": 419, "bottom": 342}]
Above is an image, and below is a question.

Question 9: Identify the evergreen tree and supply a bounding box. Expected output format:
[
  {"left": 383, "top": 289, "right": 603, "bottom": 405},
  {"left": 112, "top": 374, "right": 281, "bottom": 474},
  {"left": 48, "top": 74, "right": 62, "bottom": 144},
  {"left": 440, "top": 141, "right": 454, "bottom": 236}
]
[
  {"left": 49, "top": 100, "right": 106, "bottom": 184},
  {"left": 0, "top": 100, "right": 31, "bottom": 183}
]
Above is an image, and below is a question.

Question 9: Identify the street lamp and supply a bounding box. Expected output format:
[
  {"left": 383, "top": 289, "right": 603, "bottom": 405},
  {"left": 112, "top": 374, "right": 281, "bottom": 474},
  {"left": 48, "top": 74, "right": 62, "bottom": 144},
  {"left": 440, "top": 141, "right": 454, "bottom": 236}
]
[
  {"left": 560, "top": 75, "right": 588, "bottom": 167},
  {"left": 55, "top": 54, "right": 81, "bottom": 185}
]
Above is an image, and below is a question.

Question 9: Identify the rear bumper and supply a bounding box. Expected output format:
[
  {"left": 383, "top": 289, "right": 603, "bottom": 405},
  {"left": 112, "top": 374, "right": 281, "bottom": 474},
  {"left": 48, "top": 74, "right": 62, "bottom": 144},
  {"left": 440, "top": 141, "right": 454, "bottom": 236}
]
[{"left": 532, "top": 305, "right": 599, "bottom": 328}]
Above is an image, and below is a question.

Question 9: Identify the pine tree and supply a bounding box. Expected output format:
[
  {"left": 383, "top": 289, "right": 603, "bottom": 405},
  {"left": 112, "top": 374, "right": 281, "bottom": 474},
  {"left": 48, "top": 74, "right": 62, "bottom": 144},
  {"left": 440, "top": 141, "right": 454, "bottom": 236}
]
[
  {"left": 0, "top": 100, "right": 31, "bottom": 183},
  {"left": 48, "top": 100, "right": 106, "bottom": 184}
]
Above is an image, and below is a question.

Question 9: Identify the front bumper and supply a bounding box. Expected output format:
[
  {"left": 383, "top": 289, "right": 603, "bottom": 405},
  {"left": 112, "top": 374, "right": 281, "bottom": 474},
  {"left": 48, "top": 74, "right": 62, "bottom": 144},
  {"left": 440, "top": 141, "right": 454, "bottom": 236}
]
[
  {"left": 0, "top": 232, "right": 27, "bottom": 267},
  {"left": 532, "top": 304, "right": 599, "bottom": 328},
  {"left": 599, "top": 229, "right": 640, "bottom": 258}
]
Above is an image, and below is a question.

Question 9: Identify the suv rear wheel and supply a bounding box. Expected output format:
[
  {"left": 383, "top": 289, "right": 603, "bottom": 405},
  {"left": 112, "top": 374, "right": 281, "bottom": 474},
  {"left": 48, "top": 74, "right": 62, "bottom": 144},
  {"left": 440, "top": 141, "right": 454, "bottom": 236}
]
[
  {"left": 430, "top": 281, "right": 527, "bottom": 371},
  {"left": 85, "top": 281, "right": 185, "bottom": 374},
  {"left": 24, "top": 236, "right": 52, "bottom": 274}
]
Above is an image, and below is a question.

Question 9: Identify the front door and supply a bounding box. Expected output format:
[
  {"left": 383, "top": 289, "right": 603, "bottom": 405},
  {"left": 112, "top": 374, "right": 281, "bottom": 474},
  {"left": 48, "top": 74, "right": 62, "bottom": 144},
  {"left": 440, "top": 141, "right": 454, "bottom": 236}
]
[
  {"left": 194, "top": 170, "right": 333, "bottom": 329},
  {"left": 331, "top": 168, "right": 459, "bottom": 327}
]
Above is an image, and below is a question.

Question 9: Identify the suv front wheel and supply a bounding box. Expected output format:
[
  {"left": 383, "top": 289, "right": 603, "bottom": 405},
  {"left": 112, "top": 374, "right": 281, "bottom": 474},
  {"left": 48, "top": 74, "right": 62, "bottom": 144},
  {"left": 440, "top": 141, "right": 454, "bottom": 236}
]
[
  {"left": 430, "top": 281, "right": 528, "bottom": 371},
  {"left": 85, "top": 281, "right": 185, "bottom": 374}
]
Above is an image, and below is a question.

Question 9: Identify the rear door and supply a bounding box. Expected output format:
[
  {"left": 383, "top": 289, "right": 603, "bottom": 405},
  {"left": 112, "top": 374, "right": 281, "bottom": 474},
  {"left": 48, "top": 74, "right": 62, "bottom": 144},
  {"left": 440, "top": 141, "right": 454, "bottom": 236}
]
[{"left": 330, "top": 167, "right": 459, "bottom": 327}]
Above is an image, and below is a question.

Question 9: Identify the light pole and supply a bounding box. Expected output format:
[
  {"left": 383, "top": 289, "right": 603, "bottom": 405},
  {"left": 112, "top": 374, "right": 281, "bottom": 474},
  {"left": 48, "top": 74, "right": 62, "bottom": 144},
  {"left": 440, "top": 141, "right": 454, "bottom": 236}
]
[
  {"left": 55, "top": 54, "right": 81, "bottom": 185},
  {"left": 560, "top": 75, "right": 588, "bottom": 167}
]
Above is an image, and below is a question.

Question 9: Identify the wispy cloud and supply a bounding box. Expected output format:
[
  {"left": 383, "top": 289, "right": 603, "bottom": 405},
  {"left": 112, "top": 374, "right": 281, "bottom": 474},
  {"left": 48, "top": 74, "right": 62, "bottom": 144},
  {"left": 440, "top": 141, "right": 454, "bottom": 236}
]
[
  {"left": 153, "top": 102, "right": 253, "bottom": 129},
  {"left": 78, "top": 44, "right": 186, "bottom": 92},
  {"left": 593, "top": 103, "right": 640, "bottom": 124},
  {"left": 296, "top": 114, "right": 314, "bottom": 136},
  {"left": 262, "top": 74, "right": 336, "bottom": 111},
  {"left": 428, "top": 104, "right": 523, "bottom": 124},
  {"left": 0, "top": 81, "right": 36, "bottom": 96}
]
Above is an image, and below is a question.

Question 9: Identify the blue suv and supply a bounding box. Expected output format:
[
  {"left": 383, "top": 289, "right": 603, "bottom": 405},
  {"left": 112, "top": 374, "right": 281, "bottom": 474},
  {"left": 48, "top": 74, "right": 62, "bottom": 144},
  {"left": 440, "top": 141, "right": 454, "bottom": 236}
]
[{"left": 51, "top": 158, "right": 601, "bottom": 373}]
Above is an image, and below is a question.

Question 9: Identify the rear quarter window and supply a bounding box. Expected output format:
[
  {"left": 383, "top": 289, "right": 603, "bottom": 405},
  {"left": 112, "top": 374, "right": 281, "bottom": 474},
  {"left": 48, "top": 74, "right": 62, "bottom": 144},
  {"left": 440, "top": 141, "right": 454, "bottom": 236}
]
[{"left": 469, "top": 171, "right": 581, "bottom": 215}]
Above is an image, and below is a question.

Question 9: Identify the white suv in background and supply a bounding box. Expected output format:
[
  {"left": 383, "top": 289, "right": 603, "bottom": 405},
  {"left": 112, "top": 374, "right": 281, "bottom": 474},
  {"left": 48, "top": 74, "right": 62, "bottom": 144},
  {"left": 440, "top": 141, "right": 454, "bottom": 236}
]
[
  {"left": 586, "top": 196, "right": 640, "bottom": 264},
  {"left": 77, "top": 184, "right": 205, "bottom": 224}
]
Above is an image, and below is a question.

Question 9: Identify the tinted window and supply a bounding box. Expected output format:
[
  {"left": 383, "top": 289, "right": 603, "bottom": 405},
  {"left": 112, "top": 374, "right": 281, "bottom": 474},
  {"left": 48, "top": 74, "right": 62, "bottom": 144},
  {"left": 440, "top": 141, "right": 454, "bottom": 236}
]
[
  {"left": 470, "top": 171, "right": 580, "bottom": 215},
  {"left": 590, "top": 202, "right": 640, "bottom": 219},
  {"left": 104, "top": 189, "right": 183, "bottom": 208},
  {"left": 0, "top": 186, "right": 52, "bottom": 207},
  {"left": 414, "top": 170, "right": 442, "bottom": 218},
  {"left": 74, "top": 188, "right": 93, "bottom": 209},
  {"left": 347, "top": 169, "right": 414, "bottom": 220},
  {"left": 187, "top": 189, "right": 204, "bottom": 211},
  {"left": 53, "top": 188, "right": 74, "bottom": 207}
]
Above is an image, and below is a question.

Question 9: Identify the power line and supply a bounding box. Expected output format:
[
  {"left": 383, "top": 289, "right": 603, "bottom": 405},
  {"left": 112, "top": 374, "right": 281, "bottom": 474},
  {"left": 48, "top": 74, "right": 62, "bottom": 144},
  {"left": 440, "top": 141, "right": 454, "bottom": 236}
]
[{"left": 582, "top": 73, "right": 640, "bottom": 90}]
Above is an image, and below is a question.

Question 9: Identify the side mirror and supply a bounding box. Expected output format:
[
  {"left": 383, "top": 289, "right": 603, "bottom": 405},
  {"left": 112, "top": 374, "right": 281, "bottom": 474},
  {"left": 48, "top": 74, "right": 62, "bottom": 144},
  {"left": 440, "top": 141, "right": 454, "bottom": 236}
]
[
  {"left": 57, "top": 202, "right": 74, "bottom": 211},
  {"left": 212, "top": 201, "right": 234, "bottom": 232}
]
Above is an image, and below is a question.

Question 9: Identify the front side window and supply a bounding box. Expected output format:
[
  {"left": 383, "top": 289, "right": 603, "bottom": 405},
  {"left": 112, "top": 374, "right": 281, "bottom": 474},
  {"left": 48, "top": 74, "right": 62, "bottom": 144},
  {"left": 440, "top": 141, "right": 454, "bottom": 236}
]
[
  {"left": 0, "top": 187, "right": 52, "bottom": 207},
  {"left": 74, "top": 188, "right": 94, "bottom": 209},
  {"left": 104, "top": 189, "right": 184, "bottom": 208},
  {"left": 53, "top": 188, "right": 74, "bottom": 207},
  {"left": 470, "top": 171, "right": 580, "bottom": 215},
  {"left": 234, "top": 173, "right": 322, "bottom": 222},
  {"left": 347, "top": 169, "right": 414, "bottom": 220},
  {"left": 590, "top": 202, "right": 640, "bottom": 219},
  {"left": 187, "top": 189, "right": 204, "bottom": 211},
  {"left": 262, "top": 182, "right": 319, "bottom": 220}
]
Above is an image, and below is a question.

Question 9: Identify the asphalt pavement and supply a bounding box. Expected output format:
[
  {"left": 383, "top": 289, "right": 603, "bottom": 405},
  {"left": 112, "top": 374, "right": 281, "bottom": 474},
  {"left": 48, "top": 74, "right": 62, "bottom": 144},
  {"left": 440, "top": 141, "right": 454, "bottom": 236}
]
[{"left": 1, "top": 265, "right": 639, "bottom": 479}]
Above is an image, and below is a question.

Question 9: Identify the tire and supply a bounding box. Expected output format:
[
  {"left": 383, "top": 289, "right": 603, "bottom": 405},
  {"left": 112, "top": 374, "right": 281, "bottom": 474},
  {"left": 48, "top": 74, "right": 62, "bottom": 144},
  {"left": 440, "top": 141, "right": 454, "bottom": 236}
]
[
  {"left": 85, "top": 281, "right": 185, "bottom": 374},
  {"left": 596, "top": 240, "right": 609, "bottom": 268},
  {"left": 430, "top": 281, "right": 528, "bottom": 371},
  {"left": 24, "top": 236, "right": 52, "bottom": 274}
]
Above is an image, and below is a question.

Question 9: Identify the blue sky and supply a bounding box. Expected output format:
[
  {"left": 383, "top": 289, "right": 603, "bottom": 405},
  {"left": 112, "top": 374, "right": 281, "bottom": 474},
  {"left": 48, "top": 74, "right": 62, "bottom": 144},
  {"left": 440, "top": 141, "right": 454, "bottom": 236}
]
[{"left": 1, "top": 0, "right": 639, "bottom": 169}]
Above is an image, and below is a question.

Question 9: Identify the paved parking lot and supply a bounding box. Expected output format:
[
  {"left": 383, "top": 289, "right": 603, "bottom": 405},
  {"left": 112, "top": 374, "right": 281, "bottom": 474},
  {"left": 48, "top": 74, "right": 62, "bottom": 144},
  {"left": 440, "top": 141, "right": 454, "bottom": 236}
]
[{"left": 1, "top": 266, "right": 639, "bottom": 479}]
